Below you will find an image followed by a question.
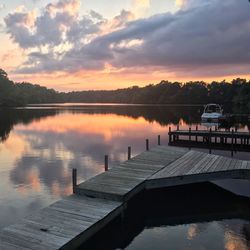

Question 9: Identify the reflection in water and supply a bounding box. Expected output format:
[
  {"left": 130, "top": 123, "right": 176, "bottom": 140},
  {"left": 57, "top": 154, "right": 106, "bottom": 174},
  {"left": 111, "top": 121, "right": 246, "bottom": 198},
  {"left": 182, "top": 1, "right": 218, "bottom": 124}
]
[
  {"left": 224, "top": 223, "right": 249, "bottom": 250},
  {"left": 0, "top": 106, "right": 179, "bottom": 228},
  {"left": 0, "top": 105, "right": 250, "bottom": 249},
  {"left": 79, "top": 183, "right": 250, "bottom": 250}
]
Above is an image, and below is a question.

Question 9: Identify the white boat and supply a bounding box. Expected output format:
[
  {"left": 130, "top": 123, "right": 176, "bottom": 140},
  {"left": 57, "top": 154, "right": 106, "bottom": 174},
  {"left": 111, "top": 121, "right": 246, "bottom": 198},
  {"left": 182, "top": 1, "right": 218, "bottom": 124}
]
[{"left": 201, "top": 104, "right": 223, "bottom": 121}]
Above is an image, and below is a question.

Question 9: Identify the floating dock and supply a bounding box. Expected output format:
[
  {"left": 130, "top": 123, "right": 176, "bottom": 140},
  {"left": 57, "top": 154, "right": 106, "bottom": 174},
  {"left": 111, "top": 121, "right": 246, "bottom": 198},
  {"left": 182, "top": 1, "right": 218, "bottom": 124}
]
[{"left": 0, "top": 145, "right": 250, "bottom": 250}]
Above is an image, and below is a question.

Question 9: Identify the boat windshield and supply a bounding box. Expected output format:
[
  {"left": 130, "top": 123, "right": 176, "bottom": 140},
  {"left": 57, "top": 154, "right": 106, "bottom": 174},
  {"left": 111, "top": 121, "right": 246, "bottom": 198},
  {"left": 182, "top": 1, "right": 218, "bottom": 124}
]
[{"left": 204, "top": 105, "right": 221, "bottom": 113}]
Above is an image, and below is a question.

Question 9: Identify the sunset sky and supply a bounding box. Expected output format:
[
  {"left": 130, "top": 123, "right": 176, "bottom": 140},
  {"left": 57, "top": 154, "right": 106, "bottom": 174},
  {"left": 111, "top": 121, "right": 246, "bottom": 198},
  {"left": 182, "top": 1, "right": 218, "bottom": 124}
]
[{"left": 0, "top": 0, "right": 249, "bottom": 91}]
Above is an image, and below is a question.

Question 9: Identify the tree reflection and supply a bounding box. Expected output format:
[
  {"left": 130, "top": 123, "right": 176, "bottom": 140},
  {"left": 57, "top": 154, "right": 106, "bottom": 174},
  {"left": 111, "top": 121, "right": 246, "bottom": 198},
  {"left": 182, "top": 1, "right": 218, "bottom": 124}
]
[{"left": 0, "top": 108, "right": 57, "bottom": 142}]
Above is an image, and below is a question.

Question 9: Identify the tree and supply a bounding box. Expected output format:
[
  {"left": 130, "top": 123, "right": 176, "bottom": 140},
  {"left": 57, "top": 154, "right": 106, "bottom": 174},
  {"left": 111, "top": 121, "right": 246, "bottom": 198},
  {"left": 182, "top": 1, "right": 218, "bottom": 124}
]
[{"left": 0, "top": 69, "right": 8, "bottom": 79}]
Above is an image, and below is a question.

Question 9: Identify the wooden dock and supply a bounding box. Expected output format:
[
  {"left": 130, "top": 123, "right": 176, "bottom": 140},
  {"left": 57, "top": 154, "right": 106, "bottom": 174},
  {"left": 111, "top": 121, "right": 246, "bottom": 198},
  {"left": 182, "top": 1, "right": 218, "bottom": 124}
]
[
  {"left": 0, "top": 145, "right": 250, "bottom": 250},
  {"left": 169, "top": 127, "right": 250, "bottom": 152}
]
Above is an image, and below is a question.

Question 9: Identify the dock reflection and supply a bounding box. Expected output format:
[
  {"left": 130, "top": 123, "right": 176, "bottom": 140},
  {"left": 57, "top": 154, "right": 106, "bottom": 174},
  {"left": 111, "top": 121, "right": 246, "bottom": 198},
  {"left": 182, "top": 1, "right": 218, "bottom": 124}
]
[{"left": 79, "top": 182, "right": 250, "bottom": 250}]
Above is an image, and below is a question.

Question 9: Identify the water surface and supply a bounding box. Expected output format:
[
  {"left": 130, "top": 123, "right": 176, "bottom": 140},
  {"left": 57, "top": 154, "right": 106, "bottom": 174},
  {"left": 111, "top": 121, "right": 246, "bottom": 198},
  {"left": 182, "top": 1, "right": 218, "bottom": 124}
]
[{"left": 0, "top": 104, "right": 250, "bottom": 249}]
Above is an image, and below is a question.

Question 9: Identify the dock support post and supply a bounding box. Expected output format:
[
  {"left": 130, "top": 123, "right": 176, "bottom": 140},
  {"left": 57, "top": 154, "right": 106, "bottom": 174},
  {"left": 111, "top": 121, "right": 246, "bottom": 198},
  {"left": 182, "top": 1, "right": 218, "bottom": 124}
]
[
  {"left": 231, "top": 130, "right": 234, "bottom": 157},
  {"left": 146, "top": 139, "right": 149, "bottom": 151},
  {"left": 128, "top": 146, "right": 131, "bottom": 160},
  {"left": 158, "top": 135, "right": 161, "bottom": 146},
  {"left": 176, "top": 125, "right": 179, "bottom": 140},
  {"left": 209, "top": 128, "right": 212, "bottom": 154},
  {"left": 72, "top": 168, "right": 77, "bottom": 194},
  {"left": 105, "top": 155, "right": 109, "bottom": 171},
  {"left": 168, "top": 127, "right": 171, "bottom": 143},
  {"left": 195, "top": 125, "right": 198, "bottom": 142}
]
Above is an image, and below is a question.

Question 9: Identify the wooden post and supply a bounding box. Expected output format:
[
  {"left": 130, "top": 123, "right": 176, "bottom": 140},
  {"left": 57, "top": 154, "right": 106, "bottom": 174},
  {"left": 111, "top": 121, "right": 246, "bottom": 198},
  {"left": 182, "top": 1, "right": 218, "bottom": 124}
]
[
  {"left": 189, "top": 127, "right": 191, "bottom": 142},
  {"left": 72, "top": 168, "right": 77, "bottom": 193},
  {"left": 195, "top": 125, "right": 198, "bottom": 142},
  {"left": 231, "top": 130, "right": 234, "bottom": 157},
  {"left": 177, "top": 125, "right": 179, "bottom": 131},
  {"left": 105, "top": 155, "right": 109, "bottom": 171},
  {"left": 146, "top": 139, "right": 149, "bottom": 151},
  {"left": 209, "top": 128, "right": 212, "bottom": 154},
  {"left": 169, "top": 127, "right": 172, "bottom": 143},
  {"left": 158, "top": 135, "right": 161, "bottom": 146},
  {"left": 128, "top": 146, "right": 131, "bottom": 160}
]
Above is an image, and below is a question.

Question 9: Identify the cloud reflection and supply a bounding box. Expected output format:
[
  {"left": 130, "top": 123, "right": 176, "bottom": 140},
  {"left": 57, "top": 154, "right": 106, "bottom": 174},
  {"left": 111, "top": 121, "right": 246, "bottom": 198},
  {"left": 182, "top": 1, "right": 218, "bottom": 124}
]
[{"left": 8, "top": 112, "right": 168, "bottom": 201}]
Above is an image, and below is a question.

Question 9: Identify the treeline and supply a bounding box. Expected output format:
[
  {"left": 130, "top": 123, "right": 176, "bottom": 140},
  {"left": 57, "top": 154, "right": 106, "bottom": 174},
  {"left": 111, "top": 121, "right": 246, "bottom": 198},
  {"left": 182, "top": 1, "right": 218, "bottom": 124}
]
[
  {"left": 1, "top": 69, "right": 250, "bottom": 110},
  {"left": 0, "top": 69, "right": 60, "bottom": 106}
]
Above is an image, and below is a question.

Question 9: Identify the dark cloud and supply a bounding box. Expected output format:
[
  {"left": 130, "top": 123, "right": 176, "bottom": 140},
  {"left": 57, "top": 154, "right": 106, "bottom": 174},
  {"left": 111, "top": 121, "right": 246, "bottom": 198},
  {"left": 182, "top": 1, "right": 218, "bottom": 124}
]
[
  {"left": 5, "top": 0, "right": 250, "bottom": 77},
  {"left": 107, "top": 0, "right": 250, "bottom": 71}
]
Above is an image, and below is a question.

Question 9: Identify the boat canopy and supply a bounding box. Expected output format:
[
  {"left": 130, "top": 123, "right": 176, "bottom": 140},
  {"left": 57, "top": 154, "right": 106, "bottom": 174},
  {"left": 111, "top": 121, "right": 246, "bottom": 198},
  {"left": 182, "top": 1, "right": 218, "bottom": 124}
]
[{"left": 204, "top": 104, "right": 222, "bottom": 114}]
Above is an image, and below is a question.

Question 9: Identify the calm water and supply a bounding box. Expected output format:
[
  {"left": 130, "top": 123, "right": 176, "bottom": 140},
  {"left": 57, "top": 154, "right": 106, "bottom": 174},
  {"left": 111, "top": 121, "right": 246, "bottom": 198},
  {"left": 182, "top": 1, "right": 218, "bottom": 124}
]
[{"left": 0, "top": 104, "right": 250, "bottom": 249}]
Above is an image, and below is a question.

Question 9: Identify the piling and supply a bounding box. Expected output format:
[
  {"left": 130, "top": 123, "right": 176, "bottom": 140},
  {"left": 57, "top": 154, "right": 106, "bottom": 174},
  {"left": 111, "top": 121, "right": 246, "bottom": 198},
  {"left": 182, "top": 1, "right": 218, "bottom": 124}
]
[
  {"left": 195, "top": 125, "right": 198, "bottom": 142},
  {"left": 209, "top": 128, "right": 212, "bottom": 154},
  {"left": 128, "top": 146, "right": 131, "bottom": 160},
  {"left": 231, "top": 130, "right": 234, "bottom": 157},
  {"left": 146, "top": 139, "right": 149, "bottom": 151},
  {"left": 105, "top": 155, "right": 109, "bottom": 171},
  {"left": 158, "top": 135, "right": 161, "bottom": 146},
  {"left": 72, "top": 168, "right": 77, "bottom": 193},
  {"left": 169, "top": 127, "right": 172, "bottom": 143}
]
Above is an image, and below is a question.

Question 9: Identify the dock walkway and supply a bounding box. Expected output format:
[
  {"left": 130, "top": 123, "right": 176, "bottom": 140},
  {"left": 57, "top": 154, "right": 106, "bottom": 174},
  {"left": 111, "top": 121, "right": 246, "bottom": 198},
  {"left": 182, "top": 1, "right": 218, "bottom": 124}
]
[
  {"left": 169, "top": 128, "right": 250, "bottom": 152},
  {"left": 75, "top": 146, "right": 187, "bottom": 201},
  {"left": 1, "top": 146, "right": 250, "bottom": 249}
]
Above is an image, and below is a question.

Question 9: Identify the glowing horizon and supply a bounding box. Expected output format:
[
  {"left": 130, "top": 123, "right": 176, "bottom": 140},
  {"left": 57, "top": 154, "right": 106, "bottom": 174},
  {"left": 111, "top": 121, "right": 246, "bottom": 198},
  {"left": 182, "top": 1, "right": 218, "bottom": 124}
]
[{"left": 1, "top": 0, "right": 250, "bottom": 91}]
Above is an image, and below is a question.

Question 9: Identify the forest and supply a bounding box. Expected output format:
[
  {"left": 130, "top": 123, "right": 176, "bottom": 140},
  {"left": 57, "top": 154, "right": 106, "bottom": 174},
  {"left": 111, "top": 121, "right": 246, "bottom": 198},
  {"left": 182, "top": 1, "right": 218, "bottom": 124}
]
[{"left": 1, "top": 69, "right": 250, "bottom": 111}]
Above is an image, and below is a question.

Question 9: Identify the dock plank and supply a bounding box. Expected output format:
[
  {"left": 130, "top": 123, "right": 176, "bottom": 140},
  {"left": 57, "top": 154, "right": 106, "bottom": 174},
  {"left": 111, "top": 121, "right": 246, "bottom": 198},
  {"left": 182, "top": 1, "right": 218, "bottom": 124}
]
[
  {"left": 0, "top": 194, "right": 122, "bottom": 250},
  {"left": 75, "top": 146, "right": 187, "bottom": 201}
]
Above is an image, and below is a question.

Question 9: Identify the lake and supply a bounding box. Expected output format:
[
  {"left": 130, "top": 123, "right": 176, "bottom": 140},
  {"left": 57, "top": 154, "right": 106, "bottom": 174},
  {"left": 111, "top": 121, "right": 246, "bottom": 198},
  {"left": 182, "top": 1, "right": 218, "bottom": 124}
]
[{"left": 0, "top": 104, "right": 249, "bottom": 249}]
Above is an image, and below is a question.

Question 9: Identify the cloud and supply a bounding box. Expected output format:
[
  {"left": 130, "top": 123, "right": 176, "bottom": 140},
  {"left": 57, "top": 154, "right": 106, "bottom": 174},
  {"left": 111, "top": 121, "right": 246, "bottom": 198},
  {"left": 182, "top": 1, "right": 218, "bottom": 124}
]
[
  {"left": 132, "top": 0, "right": 151, "bottom": 17},
  {"left": 5, "top": 0, "right": 250, "bottom": 79},
  {"left": 175, "top": 0, "right": 186, "bottom": 8},
  {"left": 4, "top": 0, "right": 82, "bottom": 49},
  {"left": 0, "top": 4, "right": 5, "bottom": 11},
  {"left": 134, "top": 0, "right": 150, "bottom": 9}
]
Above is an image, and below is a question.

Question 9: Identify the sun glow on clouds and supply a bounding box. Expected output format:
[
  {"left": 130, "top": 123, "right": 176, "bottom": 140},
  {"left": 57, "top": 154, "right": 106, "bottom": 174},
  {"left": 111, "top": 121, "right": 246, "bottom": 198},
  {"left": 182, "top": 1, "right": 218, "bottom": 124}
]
[
  {"left": 47, "top": 0, "right": 80, "bottom": 16},
  {"left": 132, "top": 0, "right": 150, "bottom": 17},
  {"left": 2, "top": 0, "right": 250, "bottom": 90},
  {"left": 175, "top": 0, "right": 187, "bottom": 8}
]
